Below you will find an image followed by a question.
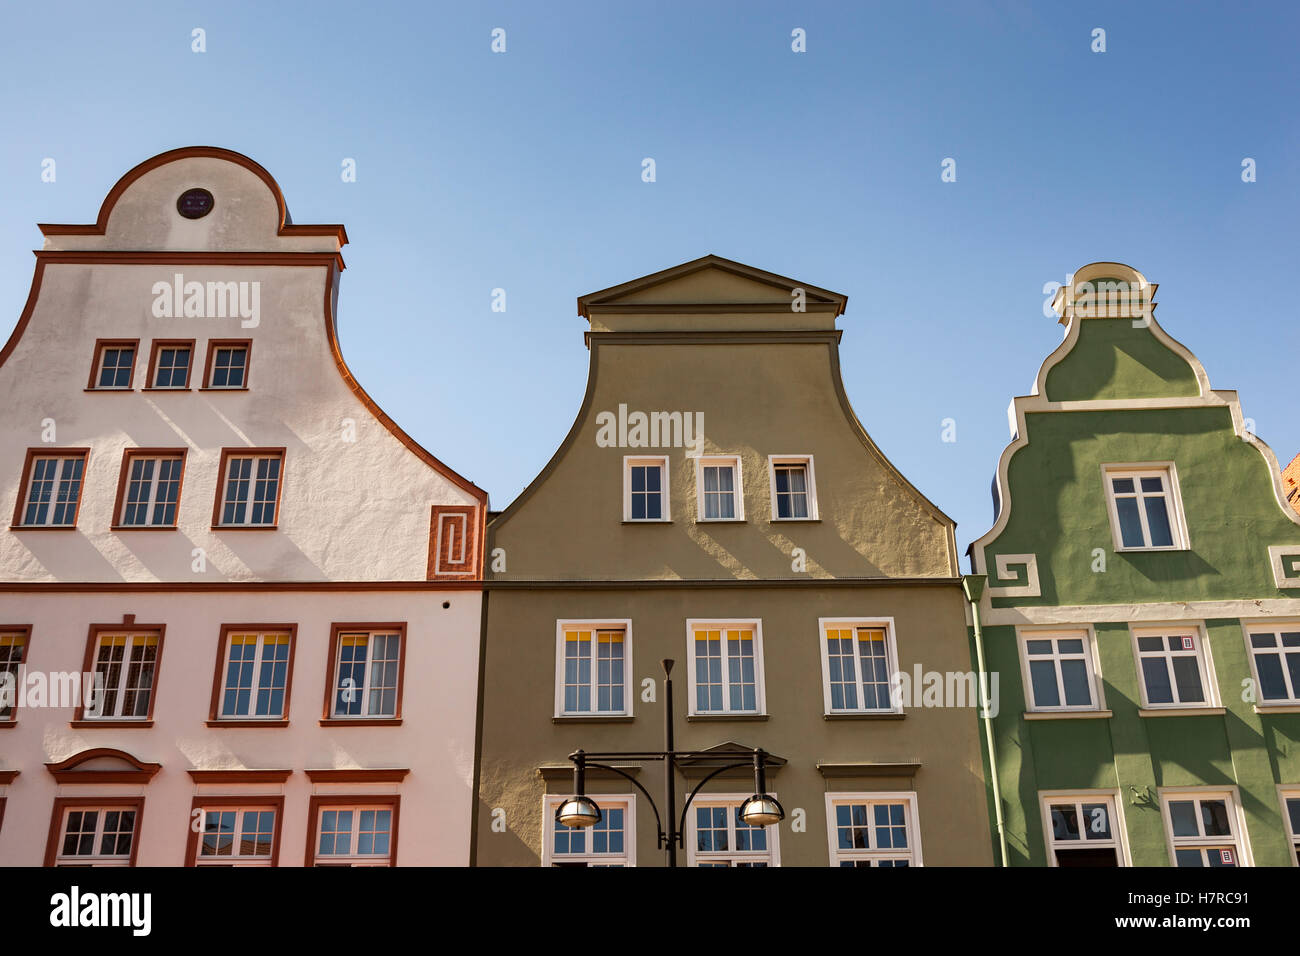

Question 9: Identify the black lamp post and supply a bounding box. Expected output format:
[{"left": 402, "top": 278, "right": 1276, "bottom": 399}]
[{"left": 554, "top": 658, "right": 785, "bottom": 867}]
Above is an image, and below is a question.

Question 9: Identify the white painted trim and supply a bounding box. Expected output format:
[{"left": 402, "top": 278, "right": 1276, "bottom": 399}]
[
  {"left": 694, "top": 454, "right": 744, "bottom": 522},
  {"left": 541, "top": 792, "right": 637, "bottom": 867},
  {"left": 1130, "top": 621, "right": 1219, "bottom": 709},
  {"left": 976, "top": 597, "right": 1300, "bottom": 627},
  {"left": 1276, "top": 786, "right": 1300, "bottom": 868},
  {"left": 817, "top": 617, "right": 902, "bottom": 715},
  {"left": 1268, "top": 545, "right": 1300, "bottom": 589},
  {"left": 1015, "top": 625, "right": 1105, "bottom": 713},
  {"left": 988, "top": 553, "right": 1040, "bottom": 597},
  {"left": 766, "top": 454, "right": 818, "bottom": 521},
  {"left": 1100, "top": 462, "right": 1191, "bottom": 552},
  {"left": 685, "top": 791, "right": 781, "bottom": 867},
  {"left": 622, "top": 455, "right": 670, "bottom": 522},
  {"left": 1157, "top": 785, "right": 1252, "bottom": 867},
  {"left": 1037, "top": 789, "right": 1130, "bottom": 867},
  {"left": 685, "top": 618, "right": 766, "bottom": 716},
  {"left": 823, "top": 790, "right": 923, "bottom": 867},
  {"left": 553, "top": 619, "right": 635, "bottom": 718}
]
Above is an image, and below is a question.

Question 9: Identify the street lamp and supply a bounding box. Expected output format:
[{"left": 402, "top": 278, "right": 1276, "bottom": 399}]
[{"left": 555, "top": 658, "right": 784, "bottom": 866}]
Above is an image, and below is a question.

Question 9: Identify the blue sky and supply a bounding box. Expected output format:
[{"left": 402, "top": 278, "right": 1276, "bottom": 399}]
[{"left": 2, "top": 1, "right": 1296, "bottom": 566}]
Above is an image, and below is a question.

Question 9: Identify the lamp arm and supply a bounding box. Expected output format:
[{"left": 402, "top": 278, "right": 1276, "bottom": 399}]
[
  {"left": 583, "top": 761, "right": 666, "bottom": 847},
  {"left": 676, "top": 761, "right": 753, "bottom": 846}
]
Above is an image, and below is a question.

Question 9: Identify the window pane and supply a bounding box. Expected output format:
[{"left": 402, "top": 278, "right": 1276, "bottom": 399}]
[
  {"left": 1200, "top": 800, "right": 1230, "bottom": 837},
  {"left": 1115, "top": 497, "right": 1144, "bottom": 547},
  {"left": 1170, "top": 655, "right": 1204, "bottom": 704},
  {"left": 1051, "top": 805, "right": 1080, "bottom": 841},
  {"left": 1168, "top": 801, "right": 1198, "bottom": 837},
  {"left": 1141, "top": 658, "right": 1174, "bottom": 704},
  {"left": 1060, "top": 659, "right": 1092, "bottom": 707},
  {"left": 1029, "top": 659, "right": 1061, "bottom": 707},
  {"left": 1143, "top": 495, "right": 1174, "bottom": 547},
  {"left": 1082, "top": 803, "right": 1112, "bottom": 840}
]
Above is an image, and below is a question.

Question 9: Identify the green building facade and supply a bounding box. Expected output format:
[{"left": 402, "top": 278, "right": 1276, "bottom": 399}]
[{"left": 967, "top": 261, "right": 1300, "bottom": 867}]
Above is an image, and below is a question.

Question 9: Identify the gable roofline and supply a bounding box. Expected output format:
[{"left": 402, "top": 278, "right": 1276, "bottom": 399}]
[
  {"left": 967, "top": 262, "right": 1300, "bottom": 586},
  {"left": 577, "top": 254, "right": 847, "bottom": 318},
  {"left": 37, "top": 145, "right": 349, "bottom": 246}
]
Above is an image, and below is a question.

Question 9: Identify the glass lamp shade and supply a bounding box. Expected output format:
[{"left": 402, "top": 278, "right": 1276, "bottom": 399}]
[
  {"left": 555, "top": 795, "right": 602, "bottom": 829},
  {"left": 739, "top": 793, "right": 785, "bottom": 827}
]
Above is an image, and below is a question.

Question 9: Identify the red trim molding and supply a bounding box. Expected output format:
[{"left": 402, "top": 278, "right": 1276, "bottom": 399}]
[
  {"left": 304, "top": 768, "right": 409, "bottom": 783},
  {"left": 187, "top": 769, "right": 293, "bottom": 783},
  {"left": 46, "top": 747, "right": 162, "bottom": 783}
]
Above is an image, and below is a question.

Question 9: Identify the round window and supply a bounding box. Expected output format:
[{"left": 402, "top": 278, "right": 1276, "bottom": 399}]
[{"left": 176, "top": 188, "right": 215, "bottom": 219}]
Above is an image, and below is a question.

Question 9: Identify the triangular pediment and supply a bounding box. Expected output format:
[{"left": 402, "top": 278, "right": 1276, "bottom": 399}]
[{"left": 578, "top": 254, "right": 844, "bottom": 317}]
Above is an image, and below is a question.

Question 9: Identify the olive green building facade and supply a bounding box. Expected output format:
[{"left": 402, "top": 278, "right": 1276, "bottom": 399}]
[
  {"left": 968, "top": 262, "right": 1300, "bottom": 867},
  {"left": 473, "top": 256, "right": 993, "bottom": 866}
]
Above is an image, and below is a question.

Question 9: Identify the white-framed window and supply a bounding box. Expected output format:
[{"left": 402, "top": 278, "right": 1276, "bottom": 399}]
[
  {"left": 542, "top": 794, "right": 636, "bottom": 867},
  {"left": 554, "top": 620, "right": 632, "bottom": 717},
  {"left": 1040, "top": 792, "right": 1126, "bottom": 866},
  {"left": 195, "top": 806, "right": 277, "bottom": 865},
  {"left": 217, "top": 451, "right": 282, "bottom": 527},
  {"left": 1160, "top": 788, "right": 1249, "bottom": 867},
  {"left": 687, "top": 619, "right": 765, "bottom": 715},
  {"left": 88, "top": 632, "right": 160, "bottom": 720},
  {"left": 1280, "top": 789, "right": 1300, "bottom": 866},
  {"left": 330, "top": 627, "right": 403, "bottom": 719},
  {"left": 768, "top": 455, "right": 817, "bottom": 520},
  {"left": 217, "top": 629, "right": 293, "bottom": 720},
  {"left": 18, "top": 452, "right": 87, "bottom": 527},
  {"left": 1102, "top": 464, "right": 1187, "bottom": 551},
  {"left": 313, "top": 804, "right": 396, "bottom": 866},
  {"left": 1132, "top": 625, "right": 1215, "bottom": 709},
  {"left": 55, "top": 805, "right": 138, "bottom": 865},
  {"left": 819, "top": 618, "right": 899, "bottom": 714},
  {"left": 1246, "top": 624, "right": 1300, "bottom": 705},
  {"left": 623, "top": 456, "right": 669, "bottom": 521},
  {"left": 1019, "top": 628, "right": 1102, "bottom": 712},
  {"left": 824, "top": 792, "right": 922, "bottom": 867},
  {"left": 118, "top": 453, "right": 184, "bottom": 527},
  {"left": 695, "top": 455, "right": 743, "bottom": 521},
  {"left": 687, "top": 794, "right": 779, "bottom": 866}
]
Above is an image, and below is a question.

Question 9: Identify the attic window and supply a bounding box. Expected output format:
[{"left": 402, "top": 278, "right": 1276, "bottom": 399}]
[{"left": 177, "top": 188, "right": 214, "bottom": 220}]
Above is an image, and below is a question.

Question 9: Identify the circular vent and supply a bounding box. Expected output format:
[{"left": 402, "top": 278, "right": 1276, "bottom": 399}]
[{"left": 176, "top": 187, "right": 215, "bottom": 219}]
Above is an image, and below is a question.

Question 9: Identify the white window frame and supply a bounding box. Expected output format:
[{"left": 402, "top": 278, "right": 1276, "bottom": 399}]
[
  {"left": 19, "top": 454, "right": 86, "bottom": 527},
  {"left": 1039, "top": 790, "right": 1129, "bottom": 867},
  {"left": 1131, "top": 623, "right": 1218, "bottom": 710},
  {"left": 118, "top": 454, "right": 184, "bottom": 527},
  {"left": 1244, "top": 622, "right": 1300, "bottom": 706},
  {"left": 312, "top": 803, "right": 396, "bottom": 866},
  {"left": 1017, "top": 626, "right": 1104, "bottom": 713},
  {"left": 329, "top": 629, "right": 402, "bottom": 719},
  {"left": 87, "top": 632, "right": 160, "bottom": 720},
  {"left": 686, "top": 618, "right": 766, "bottom": 716},
  {"left": 217, "top": 630, "right": 293, "bottom": 720},
  {"left": 218, "top": 453, "right": 282, "bottom": 527},
  {"left": 1159, "top": 787, "right": 1251, "bottom": 867},
  {"left": 55, "top": 804, "right": 138, "bottom": 866},
  {"left": 686, "top": 792, "right": 781, "bottom": 867},
  {"left": 1278, "top": 787, "right": 1300, "bottom": 867},
  {"left": 553, "top": 619, "right": 634, "bottom": 718},
  {"left": 622, "top": 455, "right": 670, "bottom": 522},
  {"left": 1102, "top": 462, "right": 1189, "bottom": 552},
  {"left": 695, "top": 455, "right": 744, "bottom": 522},
  {"left": 818, "top": 617, "right": 901, "bottom": 715},
  {"left": 767, "top": 454, "right": 818, "bottom": 521},
  {"left": 824, "top": 791, "right": 923, "bottom": 867},
  {"left": 542, "top": 793, "right": 637, "bottom": 867},
  {"left": 194, "top": 804, "right": 278, "bottom": 865}
]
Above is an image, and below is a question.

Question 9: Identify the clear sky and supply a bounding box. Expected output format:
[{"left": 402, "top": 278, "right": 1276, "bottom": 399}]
[{"left": 2, "top": 1, "right": 1296, "bottom": 567}]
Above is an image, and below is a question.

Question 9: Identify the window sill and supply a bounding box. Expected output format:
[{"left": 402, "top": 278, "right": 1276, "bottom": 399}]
[
  {"left": 824, "top": 711, "right": 905, "bottom": 720},
  {"left": 199, "top": 386, "right": 250, "bottom": 392},
  {"left": 769, "top": 518, "right": 821, "bottom": 523},
  {"left": 0, "top": 721, "right": 16, "bottom": 729},
  {"left": 1253, "top": 704, "right": 1300, "bottom": 715},
  {"left": 552, "top": 715, "right": 634, "bottom": 723},
  {"left": 9, "top": 525, "right": 77, "bottom": 531},
  {"left": 70, "top": 720, "right": 154, "bottom": 728},
  {"left": 1023, "top": 709, "right": 1113, "bottom": 720},
  {"left": 318, "top": 718, "right": 402, "bottom": 727},
  {"left": 141, "top": 387, "right": 192, "bottom": 392},
  {"left": 1114, "top": 546, "right": 1191, "bottom": 554},
  {"left": 695, "top": 519, "right": 746, "bottom": 524},
  {"left": 621, "top": 519, "right": 672, "bottom": 524},
  {"left": 211, "top": 525, "right": 279, "bottom": 531},
  {"left": 205, "top": 719, "right": 290, "bottom": 728},
  {"left": 1137, "top": 707, "right": 1226, "bottom": 718},
  {"left": 83, "top": 387, "right": 134, "bottom": 393},
  {"left": 112, "top": 525, "right": 178, "bottom": 532},
  {"left": 687, "top": 713, "right": 769, "bottom": 721}
]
